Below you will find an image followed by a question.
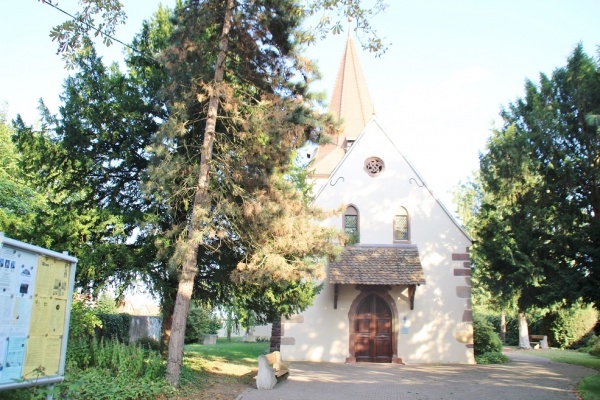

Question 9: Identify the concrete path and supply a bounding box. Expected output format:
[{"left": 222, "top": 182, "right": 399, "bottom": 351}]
[{"left": 236, "top": 352, "right": 596, "bottom": 400}]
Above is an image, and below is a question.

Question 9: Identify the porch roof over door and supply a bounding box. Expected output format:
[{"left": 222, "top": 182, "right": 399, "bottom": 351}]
[{"left": 329, "top": 245, "right": 426, "bottom": 285}]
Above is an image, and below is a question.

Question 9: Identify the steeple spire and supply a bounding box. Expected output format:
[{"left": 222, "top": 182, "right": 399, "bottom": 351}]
[
  {"left": 328, "top": 35, "right": 374, "bottom": 144},
  {"left": 311, "top": 35, "right": 374, "bottom": 178}
]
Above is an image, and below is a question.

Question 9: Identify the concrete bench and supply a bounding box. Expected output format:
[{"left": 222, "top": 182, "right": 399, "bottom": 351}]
[
  {"left": 529, "top": 335, "right": 548, "bottom": 349},
  {"left": 256, "top": 351, "right": 289, "bottom": 390}
]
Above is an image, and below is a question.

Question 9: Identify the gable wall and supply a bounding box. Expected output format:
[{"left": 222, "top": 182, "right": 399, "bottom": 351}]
[{"left": 281, "top": 121, "right": 474, "bottom": 364}]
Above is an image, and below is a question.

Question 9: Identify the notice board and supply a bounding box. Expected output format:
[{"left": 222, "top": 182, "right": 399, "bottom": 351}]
[{"left": 0, "top": 234, "right": 77, "bottom": 391}]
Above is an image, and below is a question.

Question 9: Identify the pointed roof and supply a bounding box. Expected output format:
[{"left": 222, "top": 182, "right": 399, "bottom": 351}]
[
  {"left": 311, "top": 35, "right": 374, "bottom": 178},
  {"left": 313, "top": 119, "right": 473, "bottom": 243},
  {"left": 328, "top": 35, "right": 374, "bottom": 142}
]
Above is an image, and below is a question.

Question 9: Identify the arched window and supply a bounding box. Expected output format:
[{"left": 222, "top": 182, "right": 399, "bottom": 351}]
[
  {"left": 394, "top": 207, "right": 410, "bottom": 242},
  {"left": 344, "top": 205, "right": 359, "bottom": 244}
]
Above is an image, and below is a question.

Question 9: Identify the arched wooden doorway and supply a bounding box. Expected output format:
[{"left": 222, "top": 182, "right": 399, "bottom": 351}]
[{"left": 354, "top": 293, "right": 393, "bottom": 363}]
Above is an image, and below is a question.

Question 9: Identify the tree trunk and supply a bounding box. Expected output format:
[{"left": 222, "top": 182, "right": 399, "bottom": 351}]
[
  {"left": 500, "top": 309, "right": 506, "bottom": 344},
  {"left": 517, "top": 311, "right": 531, "bottom": 349},
  {"left": 161, "top": 310, "right": 173, "bottom": 354},
  {"left": 270, "top": 316, "right": 282, "bottom": 353},
  {"left": 226, "top": 307, "right": 233, "bottom": 342},
  {"left": 165, "top": 0, "right": 235, "bottom": 387}
]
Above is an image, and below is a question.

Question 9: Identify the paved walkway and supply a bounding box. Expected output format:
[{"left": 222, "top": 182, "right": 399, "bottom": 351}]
[{"left": 236, "top": 352, "right": 596, "bottom": 400}]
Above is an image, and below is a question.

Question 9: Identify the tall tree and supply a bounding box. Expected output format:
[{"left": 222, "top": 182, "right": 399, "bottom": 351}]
[
  {"left": 0, "top": 110, "right": 47, "bottom": 237},
  {"left": 149, "top": 0, "right": 344, "bottom": 385},
  {"left": 38, "top": 0, "right": 388, "bottom": 386},
  {"left": 12, "top": 5, "right": 171, "bottom": 296},
  {"left": 467, "top": 44, "right": 600, "bottom": 345}
]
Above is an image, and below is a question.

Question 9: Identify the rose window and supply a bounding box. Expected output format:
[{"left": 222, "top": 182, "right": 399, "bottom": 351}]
[{"left": 364, "top": 157, "right": 384, "bottom": 176}]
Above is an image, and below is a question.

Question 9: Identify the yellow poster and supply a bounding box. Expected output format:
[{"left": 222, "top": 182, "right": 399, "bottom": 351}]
[
  {"left": 35, "top": 257, "right": 70, "bottom": 299},
  {"left": 43, "top": 336, "right": 62, "bottom": 375},
  {"left": 49, "top": 298, "right": 67, "bottom": 336},
  {"left": 22, "top": 335, "right": 45, "bottom": 379},
  {"left": 29, "top": 297, "right": 51, "bottom": 336},
  {"left": 23, "top": 335, "right": 63, "bottom": 378}
]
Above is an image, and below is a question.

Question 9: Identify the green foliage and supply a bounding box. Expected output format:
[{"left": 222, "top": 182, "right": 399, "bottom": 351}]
[
  {"left": 96, "top": 313, "right": 132, "bottom": 343},
  {"left": 95, "top": 292, "right": 119, "bottom": 314},
  {"left": 12, "top": 11, "right": 172, "bottom": 297},
  {"left": 185, "top": 306, "right": 222, "bottom": 344},
  {"left": 58, "top": 369, "right": 174, "bottom": 400},
  {"left": 0, "top": 110, "right": 48, "bottom": 239},
  {"left": 529, "top": 349, "right": 600, "bottom": 400},
  {"left": 589, "top": 338, "right": 600, "bottom": 357},
  {"left": 69, "top": 298, "right": 102, "bottom": 339},
  {"left": 303, "top": 0, "right": 389, "bottom": 55},
  {"left": 475, "top": 351, "right": 510, "bottom": 364},
  {"left": 473, "top": 314, "right": 502, "bottom": 355},
  {"left": 46, "top": 0, "right": 127, "bottom": 68},
  {"left": 184, "top": 337, "right": 269, "bottom": 368},
  {"left": 233, "top": 280, "right": 323, "bottom": 325},
  {"left": 62, "top": 339, "right": 172, "bottom": 399},
  {"left": 469, "top": 44, "right": 600, "bottom": 316},
  {"left": 67, "top": 337, "right": 94, "bottom": 370},
  {"left": 578, "top": 374, "right": 600, "bottom": 400},
  {"left": 345, "top": 230, "right": 360, "bottom": 245},
  {"left": 549, "top": 303, "right": 598, "bottom": 349},
  {"left": 136, "top": 337, "right": 162, "bottom": 351}
]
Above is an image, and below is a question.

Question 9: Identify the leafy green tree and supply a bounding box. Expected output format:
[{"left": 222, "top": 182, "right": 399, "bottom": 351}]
[
  {"left": 12, "top": 4, "right": 173, "bottom": 297},
  {"left": 0, "top": 109, "right": 49, "bottom": 240},
  {"left": 184, "top": 305, "right": 221, "bottom": 343},
  {"left": 467, "top": 44, "right": 600, "bottom": 347}
]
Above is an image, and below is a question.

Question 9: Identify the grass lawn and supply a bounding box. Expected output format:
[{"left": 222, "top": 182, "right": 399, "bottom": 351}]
[
  {"left": 176, "top": 337, "right": 269, "bottom": 399},
  {"left": 522, "top": 349, "right": 600, "bottom": 400}
]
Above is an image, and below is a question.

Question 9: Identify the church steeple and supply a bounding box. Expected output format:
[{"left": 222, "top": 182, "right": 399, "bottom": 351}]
[
  {"left": 328, "top": 35, "right": 374, "bottom": 144},
  {"left": 311, "top": 34, "right": 374, "bottom": 178}
]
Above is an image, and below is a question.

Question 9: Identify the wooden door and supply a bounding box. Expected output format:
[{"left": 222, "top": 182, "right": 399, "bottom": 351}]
[{"left": 354, "top": 294, "right": 392, "bottom": 362}]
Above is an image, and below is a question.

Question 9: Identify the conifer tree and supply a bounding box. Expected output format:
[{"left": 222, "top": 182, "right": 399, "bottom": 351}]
[
  {"left": 468, "top": 45, "right": 600, "bottom": 344},
  {"left": 147, "top": 0, "right": 345, "bottom": 384},
  {"left": 37, "top": 0, "right": 388, "bottom": 386}
]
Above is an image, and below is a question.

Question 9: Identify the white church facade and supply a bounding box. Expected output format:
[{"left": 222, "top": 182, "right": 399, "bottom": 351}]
[{"left": 279, "top": 36, "right": 475, "bottom": 364}]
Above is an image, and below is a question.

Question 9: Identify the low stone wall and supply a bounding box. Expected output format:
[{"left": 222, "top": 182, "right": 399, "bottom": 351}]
[{"left": 129, "top": 315, "right": 161, "bottom": 344}]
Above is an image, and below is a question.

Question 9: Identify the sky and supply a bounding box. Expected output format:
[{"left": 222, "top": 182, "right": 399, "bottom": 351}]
[{"left": 2, "top": 0, "right": 600, "bottom": 211}]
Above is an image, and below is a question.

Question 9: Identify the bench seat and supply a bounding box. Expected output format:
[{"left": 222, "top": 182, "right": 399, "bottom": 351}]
[
  {"left": 528, "top": 335, "right": 548, "bottom": 349},
  {"left": 256, "top": 351, "right": 289, "bottom": 389}
]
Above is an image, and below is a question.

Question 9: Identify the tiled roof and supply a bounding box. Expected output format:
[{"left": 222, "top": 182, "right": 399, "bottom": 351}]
[{"left": 329, "top": 245, "right": 426, "bottom": 285}]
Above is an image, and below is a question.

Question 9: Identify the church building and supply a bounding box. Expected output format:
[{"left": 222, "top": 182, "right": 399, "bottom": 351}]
[{"left": 279, "top": 36, "right": 475, "bottom": 364}]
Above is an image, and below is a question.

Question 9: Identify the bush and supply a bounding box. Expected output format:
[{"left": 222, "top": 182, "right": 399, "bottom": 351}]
[
  {"left": 473, "top": 314, "right": 502, "bottom": 355},
  {"left": 588, "top": 336, "right": 600, "bottom": 357},
  {"left": 57, "top": 369, "right": 174, "bottom": 400},
  {"left": 136, "top": 337, "right": 161, "bottom": 351},
  {"left": 69, "top": 298, "right": 102, "bottom": 339},
  {"left": 62, "top": 337, "right": 173, "bottom": 399},
  {"left": 548, "top": 303, "right": 598, "bottom": 349},
  {"left": 60, "top": 344, "right": 172, "bottom": 400},
  {"left": 185, "top": 306, "right": 222, "bottom": 344},
  {"left": 96, "top": 313, "right": 132, "bottom": 343},
  {"left": 475, "top": 351, "right": 510, "bottom": 364}
]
